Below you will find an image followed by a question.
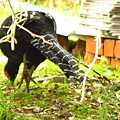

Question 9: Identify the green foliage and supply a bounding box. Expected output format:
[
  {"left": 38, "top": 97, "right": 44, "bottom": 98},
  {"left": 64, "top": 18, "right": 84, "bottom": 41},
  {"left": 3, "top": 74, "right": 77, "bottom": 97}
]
[
  {"left": 0, "top": 4, "right": 11, "bottom": 25},
  {"left": 0, "top": 88, "right": 6, "bottom": 120},
  {"left": 20, "top": 0, "right": 81, "bottom": 16},
  {"left": 0, "top": 88, "right": 13, "bottom": 120},
  {"left": 92, "top": 62, "right": 120, "bottom": 80}
]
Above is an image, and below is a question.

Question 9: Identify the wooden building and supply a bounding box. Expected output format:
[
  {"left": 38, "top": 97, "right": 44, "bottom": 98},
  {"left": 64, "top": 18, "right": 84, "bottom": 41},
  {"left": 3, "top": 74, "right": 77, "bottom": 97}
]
[{"left": 57, "top": 0, "right": 120, "bottom": 71}]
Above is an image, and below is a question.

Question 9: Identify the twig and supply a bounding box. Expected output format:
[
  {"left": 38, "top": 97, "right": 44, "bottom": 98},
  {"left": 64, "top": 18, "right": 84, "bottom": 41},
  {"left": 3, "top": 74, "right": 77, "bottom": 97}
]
[
  {"left": 0, "top": 34, "right": 17, "bottom": 44},
  {"left": 0, "top": 17, "right": 53, "bottom": 46},
  {"left": 17, "top": 24, "right": 53, "bottom": 45},
  {"left": 7, "top": 0, "right": 15, "bottom": 17},
  {"left": 7, "top": 0, "right": 16, "bottom": 50},
  {"left": 5, "top": 0, "right": 28, "bottom": 50},
  {"left": 0, "top": 0, "right": 52, "bottom": 46},
  {"left": 80, "top": 0, "right": 103, "bottom": 103},
  {"left": 0, "top": 0, "right": 7, "bottom": 5},
  {"left": 24, "top": 0, "right": 29, "bottom": 17}
]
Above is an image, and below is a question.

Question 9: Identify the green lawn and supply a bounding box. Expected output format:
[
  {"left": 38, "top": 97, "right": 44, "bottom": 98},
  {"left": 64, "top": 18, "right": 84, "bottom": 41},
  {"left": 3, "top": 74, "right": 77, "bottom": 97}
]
[{"left": 0, "top": 59, "right": 120, "bottom": 120}]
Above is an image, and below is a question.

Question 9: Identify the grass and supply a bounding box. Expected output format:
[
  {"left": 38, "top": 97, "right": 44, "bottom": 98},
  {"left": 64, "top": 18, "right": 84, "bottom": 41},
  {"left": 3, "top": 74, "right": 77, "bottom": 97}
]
[{"left": 0, "top": 58, "right": 120, "bottom": 120}]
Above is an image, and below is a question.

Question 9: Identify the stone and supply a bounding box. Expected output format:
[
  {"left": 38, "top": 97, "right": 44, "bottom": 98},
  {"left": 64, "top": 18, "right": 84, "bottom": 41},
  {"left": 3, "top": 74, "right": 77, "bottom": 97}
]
[
  {"left": 114, "top": 40, "right": 120, "bottom": 58},
  {"left": 104, "top": 39, "right": 115, "bottom": 57},
  {"left": 72, "top": 39, "right": 86, "bottom": 56},
  {"left": 86, "top": 36, "right": 103, "bottom": 55},
  {"left": 57, "top": 34, "right": 69, "bottom": 50}
]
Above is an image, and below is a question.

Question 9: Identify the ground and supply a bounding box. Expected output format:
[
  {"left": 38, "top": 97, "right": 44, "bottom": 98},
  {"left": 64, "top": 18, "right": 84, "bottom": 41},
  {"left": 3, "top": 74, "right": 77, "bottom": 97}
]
[{"left": 0, "top": 58, "right": 120, "bottom": 120}]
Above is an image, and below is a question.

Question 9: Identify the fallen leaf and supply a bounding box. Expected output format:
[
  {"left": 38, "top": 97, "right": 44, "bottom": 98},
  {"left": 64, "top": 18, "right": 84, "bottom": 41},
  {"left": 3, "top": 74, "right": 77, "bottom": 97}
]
[
  {"left": 93, "top": 83, "right": 103, "bottom": 88},
  {"left": 33, "top": 107, "right": 41, "bottom": 113},
  {"left": 97, "top": 97, "right": 103, "bottom": 104},
  {"left": 68, "top": 116, "right": 74, "bottom": 120},
  {"left": 75, "top": 89, "right": 81, "bottom": 93}
]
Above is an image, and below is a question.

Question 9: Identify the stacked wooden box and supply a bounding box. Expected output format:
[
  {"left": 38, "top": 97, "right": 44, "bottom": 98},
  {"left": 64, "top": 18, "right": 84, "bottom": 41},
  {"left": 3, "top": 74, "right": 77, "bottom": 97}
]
[
  {"left": 109, "top": 2, "right": 120, "bottom": 38},
  {"left": 77, "top": 0, "right": 120, "bottom": 70},
  {"left": 78, "top": 0, "right": 116, "bottom": 37}
]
